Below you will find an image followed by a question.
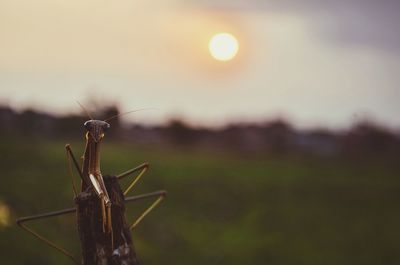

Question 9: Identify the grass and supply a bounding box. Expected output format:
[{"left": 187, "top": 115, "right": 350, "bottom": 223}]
[{"left": 0, "top": 136, "right": 399, "bottom": 265}]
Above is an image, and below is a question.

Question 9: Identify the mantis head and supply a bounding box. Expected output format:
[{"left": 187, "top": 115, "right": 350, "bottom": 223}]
[{"left": 84, "top": 120, "right": 111, "bottom": 143}]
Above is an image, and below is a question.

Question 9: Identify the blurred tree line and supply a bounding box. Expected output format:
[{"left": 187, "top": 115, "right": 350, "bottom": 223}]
[{"left": 1, "top": 105, "right": 399, "bottom": 157}]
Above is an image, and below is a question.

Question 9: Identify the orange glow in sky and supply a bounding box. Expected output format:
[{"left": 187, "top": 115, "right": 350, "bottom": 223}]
[{"left": 0, "top": 0, "right": 399, "bottom": 128}]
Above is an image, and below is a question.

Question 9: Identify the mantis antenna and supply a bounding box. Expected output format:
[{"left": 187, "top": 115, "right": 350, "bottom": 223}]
[
  {"left": 76, "top": 101, "right": 94, "bottom": 120},
  {"left": 103, "top": 108, "right": 157, "bottom": 122}
]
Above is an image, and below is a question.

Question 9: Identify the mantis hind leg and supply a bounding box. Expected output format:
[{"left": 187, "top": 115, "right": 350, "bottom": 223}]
[
  {"left": 128, "top": 192, "right": 166, "bottom": 230},
  {"left": 16, "top": 208, "right": 79, "bottom": 265},
  {"left": 117, "top": 162, "right": 149, "bottom": 195},
  {"left": 117, "top": 163, "right": 166, "bottom": 230}
]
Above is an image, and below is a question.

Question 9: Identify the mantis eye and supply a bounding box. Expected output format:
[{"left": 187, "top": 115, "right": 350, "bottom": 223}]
[
  {"left": 84, "top": 121, "right": 92, "bottom": 130},
  {"left": 103, "top": 122, "right": 110, "bottom": 131}
]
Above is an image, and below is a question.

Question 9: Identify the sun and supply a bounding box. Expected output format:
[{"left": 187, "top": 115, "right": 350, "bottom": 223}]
[{"left": 208, "top": 33, "right": 239, "bottom": 62}]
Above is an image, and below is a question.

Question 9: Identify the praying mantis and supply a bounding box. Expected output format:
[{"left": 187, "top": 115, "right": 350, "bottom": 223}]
[{"left": 16, "top": 110, "right": 166, "bottom": 265}]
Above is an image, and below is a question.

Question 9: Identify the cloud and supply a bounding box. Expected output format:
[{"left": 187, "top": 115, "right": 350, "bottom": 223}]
[{"left": 187, "top": 0, "right": 400, "bottom": 53}]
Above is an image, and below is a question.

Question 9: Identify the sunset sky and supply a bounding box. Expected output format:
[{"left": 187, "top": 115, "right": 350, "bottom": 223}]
[{"left": 1, "top": 0, "right": 399, "bottom": 128}]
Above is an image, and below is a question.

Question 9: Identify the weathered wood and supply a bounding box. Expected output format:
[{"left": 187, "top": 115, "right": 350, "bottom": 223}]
[{"left": 75, "top": 175, "right": 140, "bottom": 265}]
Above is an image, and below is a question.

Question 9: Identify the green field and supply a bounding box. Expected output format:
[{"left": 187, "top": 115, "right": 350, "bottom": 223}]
[{"left": 0, "top": 137, "right": 399, "bottom": 265}]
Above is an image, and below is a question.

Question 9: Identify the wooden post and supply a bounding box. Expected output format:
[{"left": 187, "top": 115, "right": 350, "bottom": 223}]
[{"left": 75, "top": 175, "right": 140, "bottom": 265}]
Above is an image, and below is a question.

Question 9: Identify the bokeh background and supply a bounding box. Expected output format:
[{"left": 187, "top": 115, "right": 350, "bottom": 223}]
[{"left": 1, "top": 0, "right": 400, "bottom": 265}]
